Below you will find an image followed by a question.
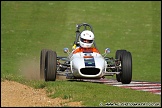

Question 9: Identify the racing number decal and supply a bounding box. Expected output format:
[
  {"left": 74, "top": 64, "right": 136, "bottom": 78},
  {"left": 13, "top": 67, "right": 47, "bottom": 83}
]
[
  {"left": 84, "top": 53, "right": 92, "bottom": 56},
  {"left": 84, "top": 58, "right": 95, "bottom": 67}
]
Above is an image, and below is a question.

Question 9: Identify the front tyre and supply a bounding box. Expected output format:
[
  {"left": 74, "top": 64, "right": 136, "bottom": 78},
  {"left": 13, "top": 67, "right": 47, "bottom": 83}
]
[
  {"left": 40, "top": 49, "right": 51, "bottom": 80},
  {"left": 115, "top": 50, "right": 127, "bottom": 82},
  {"left": 120, "top": 51, "right": 132, "bottom": 84},
  {"left": 45, "top": 50, "right": 57, "bottom": 81}
]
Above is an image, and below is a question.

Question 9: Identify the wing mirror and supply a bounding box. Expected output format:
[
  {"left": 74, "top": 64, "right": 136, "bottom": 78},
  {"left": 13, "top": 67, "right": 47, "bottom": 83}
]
[
  {"left": 105, "top": 48, "right": 110, "bottom": 54},
  {"left": 102, "top": 48, "right": 110, "bottom": 57},
  {"left": 63, "top": 48, "right": 69, "bottom": 53}
]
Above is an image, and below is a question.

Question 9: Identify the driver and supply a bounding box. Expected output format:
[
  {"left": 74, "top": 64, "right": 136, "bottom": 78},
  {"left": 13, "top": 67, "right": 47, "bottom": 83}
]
[{"left": 72, "top": 30, "right": 100, "bottom": 54}]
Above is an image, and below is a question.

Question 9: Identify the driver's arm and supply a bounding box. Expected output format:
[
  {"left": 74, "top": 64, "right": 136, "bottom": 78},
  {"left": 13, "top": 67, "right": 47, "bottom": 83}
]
[{"left": 72, "top": 44, "right": 76, "bottom": 50}]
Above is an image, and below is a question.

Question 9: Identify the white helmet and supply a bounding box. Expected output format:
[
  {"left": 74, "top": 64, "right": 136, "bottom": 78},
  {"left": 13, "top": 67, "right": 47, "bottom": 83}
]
[{"left": 79, "top": 30, "right": 94, "bottom": 48}]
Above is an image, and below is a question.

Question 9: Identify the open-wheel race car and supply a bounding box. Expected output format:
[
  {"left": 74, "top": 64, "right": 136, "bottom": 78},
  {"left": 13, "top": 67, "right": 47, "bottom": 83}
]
[{"left": 40, "top": 23, "right": 132, "bottom": 84}]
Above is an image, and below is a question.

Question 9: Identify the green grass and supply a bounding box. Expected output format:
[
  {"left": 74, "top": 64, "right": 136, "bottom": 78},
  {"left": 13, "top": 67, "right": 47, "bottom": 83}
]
[
  {"left": 1, "top": 1, "right": 161, "bottom": 107},
  {"left": 7, "top": 79, "right": 161, "bottom": 107},
  {"left": 52, "top": 81, "right": 160, "bottom": 106}
]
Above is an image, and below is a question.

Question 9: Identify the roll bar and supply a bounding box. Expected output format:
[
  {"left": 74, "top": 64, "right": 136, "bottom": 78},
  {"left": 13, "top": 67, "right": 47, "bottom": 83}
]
[
  {"left": 76, "top": 23, "right": 94, "bottom": 33},
  {"left": 74, "top": 23, "right": 97, "bottom": 48}
]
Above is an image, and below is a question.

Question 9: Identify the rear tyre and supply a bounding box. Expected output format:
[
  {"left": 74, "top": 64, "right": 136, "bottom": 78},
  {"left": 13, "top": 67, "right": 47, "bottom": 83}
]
[
  {"left": 45, "top": 50, "right": 57, "bottom": 81},
  {"left": 115, "top": 50, "right": 127, "bottom": 82},
  {"left": 120, "top": 51, "right": 132, "bottom": 84},
  {"left": 40, "top": 49, "right": 51, "bottom": 80}
]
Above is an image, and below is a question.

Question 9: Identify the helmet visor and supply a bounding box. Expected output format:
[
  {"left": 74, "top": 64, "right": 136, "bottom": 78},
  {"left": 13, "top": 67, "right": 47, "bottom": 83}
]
[{"left": 80, "top": 38, "right": 93, "bottom": 43}]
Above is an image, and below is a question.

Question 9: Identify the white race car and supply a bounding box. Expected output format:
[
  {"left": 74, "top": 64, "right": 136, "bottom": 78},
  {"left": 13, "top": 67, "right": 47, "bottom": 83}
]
[{"left": 40, "top": 23, "right": 132, "bottom": 84}]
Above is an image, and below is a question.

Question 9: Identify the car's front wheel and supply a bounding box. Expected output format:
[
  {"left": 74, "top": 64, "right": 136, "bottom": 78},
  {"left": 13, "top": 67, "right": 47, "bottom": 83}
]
[
  {"left": 40, "top": 49, "right": 51, "bottom": 80},
  {"left": 115, "top": 50, "right": 127, "bottom": 82},
  {"left": 45, "top": 50, "right": 57, "bottom": 81},
  {"left": 120, "top": 51, "right": 132, "bottom": 84}
]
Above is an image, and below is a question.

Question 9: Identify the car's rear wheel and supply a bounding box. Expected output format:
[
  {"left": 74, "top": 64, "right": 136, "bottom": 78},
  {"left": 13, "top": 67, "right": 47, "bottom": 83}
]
[
  {"left": 115, "top": 50, "right": 127, "bottom": 82},
  {"left": 45, "top": 50, "right": 57, "bottom": 81},
  {"left": 40, "top": 49, "right": 51, "bottom": 80},
  {"left": 120, "top": 51, "right": 132, "bottom": 84}
]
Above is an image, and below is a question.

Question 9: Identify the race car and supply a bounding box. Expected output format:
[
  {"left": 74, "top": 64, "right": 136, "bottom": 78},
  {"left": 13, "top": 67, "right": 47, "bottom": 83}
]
[{"left": 40, "top": 23, "right": 132, "bottom": 84}]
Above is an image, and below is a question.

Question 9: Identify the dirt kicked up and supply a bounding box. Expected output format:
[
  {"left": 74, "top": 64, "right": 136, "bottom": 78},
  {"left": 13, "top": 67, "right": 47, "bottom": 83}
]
[{"left": 1, "top": 80, "right": 82, "bottom": 107}]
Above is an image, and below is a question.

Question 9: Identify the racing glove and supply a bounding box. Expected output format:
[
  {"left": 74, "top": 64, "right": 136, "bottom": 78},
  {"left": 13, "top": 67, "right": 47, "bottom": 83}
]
[{"left": 72, "top": 44, "right": 76, "bottom": 50}]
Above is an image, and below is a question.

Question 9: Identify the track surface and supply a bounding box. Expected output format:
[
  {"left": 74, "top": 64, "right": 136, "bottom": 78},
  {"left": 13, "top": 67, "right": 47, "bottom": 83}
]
[{"left": 80, "top": 78, "right": 161, "bottom": 95}]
